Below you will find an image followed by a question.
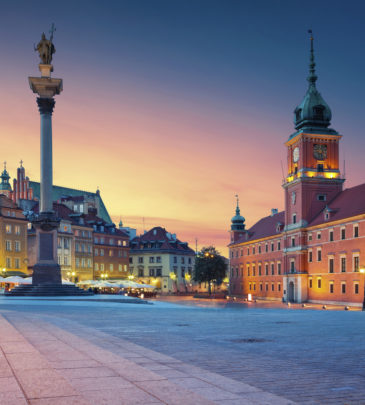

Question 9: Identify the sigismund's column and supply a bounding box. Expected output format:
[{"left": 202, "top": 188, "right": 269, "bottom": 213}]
[{"left": 28, "top": 29, "right": 63, "bottom": 285}]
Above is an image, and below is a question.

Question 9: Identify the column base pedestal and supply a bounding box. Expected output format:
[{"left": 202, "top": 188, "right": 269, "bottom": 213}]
[{"left": 32, "top": 262, "right": 62, "bottom": 285}]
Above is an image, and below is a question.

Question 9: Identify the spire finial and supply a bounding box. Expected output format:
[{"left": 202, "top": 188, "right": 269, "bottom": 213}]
[
  {"left": 19, "top": 160, "right": 23, "bottom": 168},
  {"left": 235, "top": 194, "right": 240, "bottom": 215},
  {"left": 307, "top": 29, "right": 317, "bottom": 87},
  {"left": 3, "top": 161, "right": 6, "bottom": 171}
]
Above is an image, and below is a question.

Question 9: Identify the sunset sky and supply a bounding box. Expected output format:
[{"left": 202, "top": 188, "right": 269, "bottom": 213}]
[{"left": 1, "top": 0, "right": 365, "bottom": 255}]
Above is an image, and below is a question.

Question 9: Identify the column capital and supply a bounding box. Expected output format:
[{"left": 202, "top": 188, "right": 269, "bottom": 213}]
[{"left": 37, "top": 97, "right": 55, "bottom": 115}]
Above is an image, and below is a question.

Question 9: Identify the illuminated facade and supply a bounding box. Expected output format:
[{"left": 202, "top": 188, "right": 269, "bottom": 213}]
[
  {"left": 129, "top": 227, "right": 195, "bottom": 293},
  {"left": 229, "top": 35, "right": 365, "bottom": 306}
]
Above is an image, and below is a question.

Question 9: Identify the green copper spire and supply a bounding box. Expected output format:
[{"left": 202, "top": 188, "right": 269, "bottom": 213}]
[
  {"left": 231, "top": 194, "right": 245, "bottom": 231},
  {"left": 0, "top": 162, "right": 11, "bottom": 191},
  {"left": 293, "top": 30, "right": 333, "bottom": 132},
  {"left": 307, "top": 30, "right": 318, "bottom": 87}
]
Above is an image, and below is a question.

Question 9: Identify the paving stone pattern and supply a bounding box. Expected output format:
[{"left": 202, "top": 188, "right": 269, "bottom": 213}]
[{"left": 0, "top": 298, "right": 364, "bottom": 404}]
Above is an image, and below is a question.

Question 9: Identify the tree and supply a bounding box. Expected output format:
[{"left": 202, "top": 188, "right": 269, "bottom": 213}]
[{"left": 193, "top": 246, "right": 227, "bottom": 295}]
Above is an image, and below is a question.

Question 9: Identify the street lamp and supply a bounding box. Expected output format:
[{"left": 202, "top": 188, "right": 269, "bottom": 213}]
[{"left": 360, "top": 267, "right": 365, "bottom": 311}]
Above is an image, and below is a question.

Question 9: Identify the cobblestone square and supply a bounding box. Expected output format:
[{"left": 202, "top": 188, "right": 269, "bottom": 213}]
[{"left": 0, "top": 297, "right": 364, "bottom": 404}]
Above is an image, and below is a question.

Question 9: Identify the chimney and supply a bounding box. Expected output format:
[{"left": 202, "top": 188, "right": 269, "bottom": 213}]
[{"left": 271, "top": 208, "right": 278, "bottom": 216}]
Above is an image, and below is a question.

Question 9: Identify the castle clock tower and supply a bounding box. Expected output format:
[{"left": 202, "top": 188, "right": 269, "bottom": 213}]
[{"left": 283, "top": 33, "right": 344, "bottom": 230}]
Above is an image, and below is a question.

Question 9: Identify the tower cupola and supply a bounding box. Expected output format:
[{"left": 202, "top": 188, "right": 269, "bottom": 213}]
[
  {"left": 294, "top": 31, "right": 332, "bottom": 131},
  {"left": 0, "top": 162, "right": 11, "bottom": 191},
  {"left": 231, "top": 195, "right": 245, "bottom": 231}
]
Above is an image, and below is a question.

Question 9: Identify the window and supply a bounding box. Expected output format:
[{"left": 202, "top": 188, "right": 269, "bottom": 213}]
[
  {"left": 317, "top": 278, "right": 322, "bottom": 289},
  {"left": 271, "top": 263, "right": 274, "bottom": 275},
  {"left": 6, "top": 257, "right": 11, "bottom": 268},
  {"left": 278, "top": 283, "right": 281, "bottom": 292},
  {"left": 64, "top": 256, "right": 68, "bottom": 266},
  {"left": 173, "top": 256, "right": 177, "bottom": 264},
  {"left": 308, "top": 233, "right": 312, "bottom": 241},
  {"left": 341, "top": 227, "right": 346, "bottom": 240},
  {"left": 109, "top": 264, "right": 113, "bottom": 271},
  {"left": 109, "top": 250, "right": 113, "bottom": 257},
  {"left": 94, "top": 248, "right": 98, "bottom": 256},
  {"left": 292, "top": 214, "right": 297, "bottom": 224},
  {"left": 81, "top": 258, "right": 85, "bottom": 268},
  {"left": 265, "top": 283, "right": 268, "bottom": 292},
  {"left": 271, "top": 243, "right": 274, "bottom": 252},
  {"left": 5, "top": 240, "right": 11, "bottom": 251},
  {"left": 64, "top": 239, "right": 70, "bottom": 249},
  {"left": 14, "top": 241, "right": 21, "bottom": 252},
  {"left": 109, "top": 238, "right": 114, "bottom": 245},
  {"left": 354, "top": 256, "right": 359, "bottom": 272},
  {"left": 181, "top": 267, "right": 185, "bottom": 278},
  {"left": 138, "top": 269, "right": 144, "bottom": 277},
  {"left": 265, "top": 244, "right": 268, "bottom": 253},
  {"left": 277, "top": 241, "right": 281, "bottom": 250},
  {"left": 265, "top": 264, "right": 268, "bottom": 275},
  {"left": 249, "top": 283, "right": 252, "bottom": 291},
  {"left": 5, "top": 225, "right": 11, "bottom": 234},
  {"left": 329, "top": 258, "right": 334, "bottom": 273},
  {"left": 271, "top": 283, "right": 274, "bottom": 291},
  {"left": 188, "top": 257, "right": 192, "bottom": 264},
  {"left": 341, "top": 282, "right": 346, "bottom": 294},
  {"left": 290, "top": 260, "right": 295, "bottom": 273},
  {"left": 277, "top": 262, "right": 281, "bottom": 275},
  {"left": 354, "top": 225, "right": 359, "bottom": 238},
  {"left": 88, "top": 244, "right": 92, "bottom": 253},
  {"left": 309, "top": 278, "right": 312, "bottom": 288},
  {"left": 94, "top": 263, "right": 99, "bottom": 271},
  {"left": 253, "top": 283, "right": 256, "bottom": 291},
  {"left": 329, "top": 282, "right": 334, "bottom": 294},
  {"left": 260, "top": 283, "right": 263, "bottom": 291},
  {"left": 329, "top": 230, "right": 334, "bottom": 242},
  {"left": 149, "top": 269, "right": 155, "bottom": 277},
  {"left": 100, "top": 263, "right": 104, "bottom": 271},
  {"left": 87, "top": 259, "right": 91, "bottom": 268},
  {"left": 317, "top": 248, "right": 322, "bottom": 262},
  {"left": 100, "top": 249, "right": 104, "bottom": 256},
  {"left": 156, "top": 257, "right": 161, "bottom": 263},
  {"left": 341, "top": 257, "right": 346, "bottom": 272},
  {"left": 247, "top": 265, "right": 250, "bottom": 277},
  {"left": 75, "top": 258, "right": 80, "bottom": 268},
  {"left": 253, "top": 247, "right": 255, "bottom": 255},
  {"left": 355, "top": 282, "right": 359, "bottom": 295},
  {"left": 138, "top": 257, "right": 143, "bottom": 264},
  {"left": 181, "top": 257, "right": 185, "bottom": 264},
  {"left": 247, "top": 248, "right": 250, "bottom": 255},
  {"left": 258, "top": 264, "right": 262, "bottom": 276},
  {"left": 14, "top": 258, "right": 20, "bottom": 269},
  {"left": 291, "top": 237, "right": 295, "bottom": 247},
  {"left": 317, "top": 164, "right": 324, "bottom": 172},
  {"left": 317, "top": 232, "right": 321, "bottom": 240},
  {"left": 317, "top": 194, "right": 326, "bottom": 201},
  {"left": 15, "top": 226, "right": 20, "bottom": 235},
  {"left": 308, "top": 250, "right": 313, "bottom": 263},
  {"left": 258, "top": 245, "right": 261, "bottom": 254},
  {"left": 129, "top": 257, "right": 133, "bottom": 264},
  {"left": 156, "top": 268, "right": 162, "bottom": 277},
  {"left": 94, "top": 237, "right": 98, "bottom": 243},
  {"left": 252, "top": 265, "right": 256, "bottom": 276}
]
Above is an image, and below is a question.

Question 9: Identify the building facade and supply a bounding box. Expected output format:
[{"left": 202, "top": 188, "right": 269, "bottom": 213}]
[
  {"left": 229, "top": 36, "right": 365, "bottom": 306},
  {"left": 129, "top": 227, "right": 195, "bottom": 293},
  {"left": 0, "top": 195, "right": 28, "bottom": 276}
]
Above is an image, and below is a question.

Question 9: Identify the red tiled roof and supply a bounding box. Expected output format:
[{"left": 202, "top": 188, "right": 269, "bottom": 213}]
[
  {"left": 131, "top": 226, "right": 195, "bottom": 253},
  {"left": 233, "top": 211, "right": 285, "bottom": 245},
  {"left": 310, "top": 183, "right": 365, "bottom": 227}
]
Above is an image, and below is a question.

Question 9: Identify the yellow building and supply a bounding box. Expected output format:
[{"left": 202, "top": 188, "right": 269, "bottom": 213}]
[
  {"left": 129, "top": 227, "right": 195, "bottom": 293},
  {"left": 0, "top": 195, "right": 28, "bottom": 276}
]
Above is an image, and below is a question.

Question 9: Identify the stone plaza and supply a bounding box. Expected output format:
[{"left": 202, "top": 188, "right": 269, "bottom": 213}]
[{"left": 0, "top": 297, "right": 364, "bottom": 404}]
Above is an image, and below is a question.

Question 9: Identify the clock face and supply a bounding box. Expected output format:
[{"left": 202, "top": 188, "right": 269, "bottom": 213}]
[
  {"left": 293, "top": 147, "right": 299, "bottom": 163},
  {"left": 313, "top": 144, "right": 327, "bottom": 160}
]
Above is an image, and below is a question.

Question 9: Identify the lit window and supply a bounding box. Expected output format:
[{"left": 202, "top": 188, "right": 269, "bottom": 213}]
[
  {"left": 15, "top": 226, "right": 20, "bottom": 235},
  {"left": 5, "top": 225, "right": 11, "bottom": 234}
]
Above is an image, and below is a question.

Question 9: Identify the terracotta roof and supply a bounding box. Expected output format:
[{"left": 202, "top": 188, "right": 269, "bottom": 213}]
[
  {"left": 233, "top": 211, "right": 285, "bottom": 245},
  {"left": 130, "top": 226, "right": 195, "bottom": 254},
  {"left": 310, "top": 183, "right": 365, "bottom": 227}
]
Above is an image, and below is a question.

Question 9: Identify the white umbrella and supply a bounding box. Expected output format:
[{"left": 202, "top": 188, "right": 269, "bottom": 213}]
[
  {"left": 62, "top": 279, "right": 75, "bottom": 285},
  {"left": 4, "top": 276, "right": 25, "bottom": 284},
  {"left": 77, "top": 280, "right": 98, "bottom": 286},
  {"left": 19, "top": 277, "right": 32, "bottom": 284}
]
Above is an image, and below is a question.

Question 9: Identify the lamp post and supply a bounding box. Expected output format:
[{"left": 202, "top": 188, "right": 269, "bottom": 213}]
[{"left": 360, "top": 267, "right": 365, "bottom": 311}]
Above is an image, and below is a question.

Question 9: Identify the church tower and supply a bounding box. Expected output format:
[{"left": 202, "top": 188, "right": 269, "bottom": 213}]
[
  {"left": 230, "top": 195, "right": 246, "bottom": 243},
  {"left": 0, "top": 163, "right": 12, "bottom": 198},
  {"left": 283, "top": 32, "right": 344, "bottom": 229}
]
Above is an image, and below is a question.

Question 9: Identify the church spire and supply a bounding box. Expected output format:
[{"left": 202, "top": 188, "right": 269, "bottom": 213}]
[
  {"left": 307, "top": 30, "right": 317, "bottom": 87},
  {"left": 0, "top": 161, "right": 11, "bottom": 191}
]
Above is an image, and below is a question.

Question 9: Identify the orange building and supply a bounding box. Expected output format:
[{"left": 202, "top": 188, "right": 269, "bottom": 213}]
[{"left": 229, "top": 36, "right": 365, "bottom": 307}]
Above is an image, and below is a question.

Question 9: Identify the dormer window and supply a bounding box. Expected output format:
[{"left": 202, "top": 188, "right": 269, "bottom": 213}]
[{"left": 295, "top": 108, "right": 302, "bottom": 121}]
